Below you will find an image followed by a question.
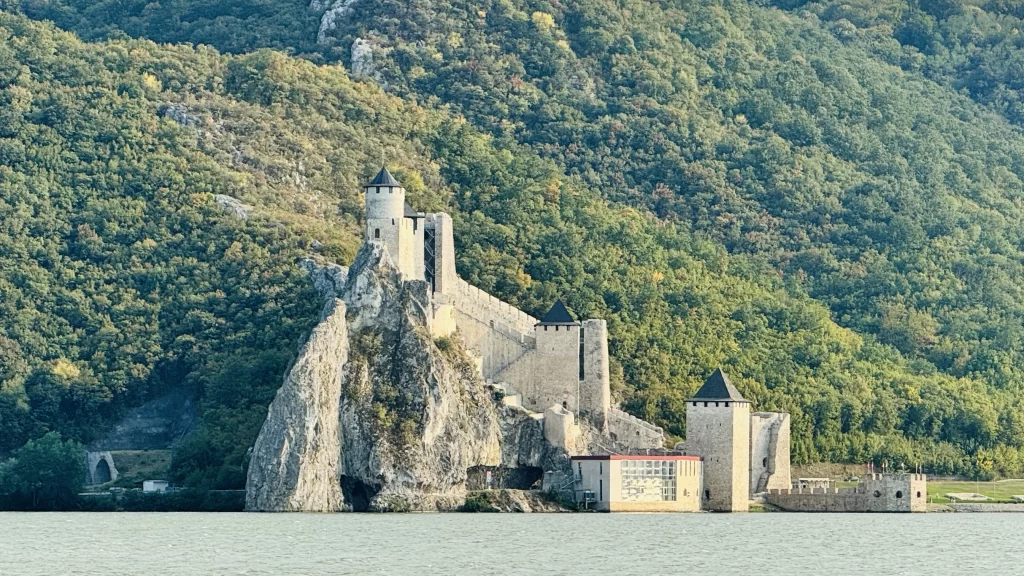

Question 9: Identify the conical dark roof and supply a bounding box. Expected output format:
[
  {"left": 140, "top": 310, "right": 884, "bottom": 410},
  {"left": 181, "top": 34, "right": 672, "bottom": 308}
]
[
  {"left": 538, "top": 299, "right": 577, "bottom": 325},
  {"left": 367, "top": 166, "right": 401, "bottom": 187},
  {"left": 690, "top": 368, "right": 747, "bottom": 402},
  {"left": 404, "top": 202, "right": 423, "bottom": 219}
]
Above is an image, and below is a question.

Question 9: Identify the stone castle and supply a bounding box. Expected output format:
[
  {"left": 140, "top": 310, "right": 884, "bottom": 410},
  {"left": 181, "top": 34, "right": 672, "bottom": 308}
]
[
  {"left": 361, "top": 166, "right": 662, "bottom": 446},
  {"left": 360, "top": 167, "right": 798, "bottom": 511},
  {"left": 245, "top": 167, "right": 922, "bottom": 513}
]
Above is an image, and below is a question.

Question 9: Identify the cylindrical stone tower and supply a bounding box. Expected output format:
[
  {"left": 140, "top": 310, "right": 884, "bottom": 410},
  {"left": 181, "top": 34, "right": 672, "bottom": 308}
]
[{"left": 364, "top": 166, "right": 406, "bottom": 264}]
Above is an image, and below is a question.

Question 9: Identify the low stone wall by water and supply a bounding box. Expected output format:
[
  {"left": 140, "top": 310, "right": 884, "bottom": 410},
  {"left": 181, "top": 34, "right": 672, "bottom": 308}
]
[{"left": 950, "top": 503, "right": 1024, "bottom": 512}]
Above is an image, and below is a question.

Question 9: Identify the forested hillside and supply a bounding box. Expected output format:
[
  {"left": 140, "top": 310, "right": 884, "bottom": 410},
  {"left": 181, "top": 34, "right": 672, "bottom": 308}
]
[{"left": 5, "top": 0, "right": 1024, "bottom": 482}]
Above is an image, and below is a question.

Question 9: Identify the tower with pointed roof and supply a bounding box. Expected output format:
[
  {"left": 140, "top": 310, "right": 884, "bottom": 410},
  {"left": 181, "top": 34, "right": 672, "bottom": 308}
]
[
  {"left": 685, "top": 368, "right": 751, "bottom": 512},
  {"left": 530, "top": 299, "right": 583, "bottom": 412},
  {"left": 364, "top": 166, "right": 424, "bottom": 279}
]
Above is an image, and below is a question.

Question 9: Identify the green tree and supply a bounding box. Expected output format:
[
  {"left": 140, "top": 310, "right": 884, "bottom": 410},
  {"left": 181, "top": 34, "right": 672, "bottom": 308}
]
[{"left": 1, "top": 432, "right": 85, "bottom": 510}]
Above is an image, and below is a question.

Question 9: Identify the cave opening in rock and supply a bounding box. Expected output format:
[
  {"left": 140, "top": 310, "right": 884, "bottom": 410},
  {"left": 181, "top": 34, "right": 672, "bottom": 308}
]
[{"left": 341, "top": 476, "right": 380, "bottom": 511}]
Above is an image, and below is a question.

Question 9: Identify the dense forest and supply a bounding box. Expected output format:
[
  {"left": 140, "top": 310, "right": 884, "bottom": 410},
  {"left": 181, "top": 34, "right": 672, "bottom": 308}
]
[{"left": 5, "top": 0, "right": 1024, "bottom": 486}]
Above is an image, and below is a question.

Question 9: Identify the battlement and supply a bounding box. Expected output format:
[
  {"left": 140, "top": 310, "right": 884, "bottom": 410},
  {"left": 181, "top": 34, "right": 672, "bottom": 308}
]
[
  {"left": 452, "top": 279, "right": 538, "bottom": 339},
  {"left": 608, "top": 408, "right": 665, "bottom": 450},
  {"left": 766, "top": 472, "right": 927, "bottom": 512}
]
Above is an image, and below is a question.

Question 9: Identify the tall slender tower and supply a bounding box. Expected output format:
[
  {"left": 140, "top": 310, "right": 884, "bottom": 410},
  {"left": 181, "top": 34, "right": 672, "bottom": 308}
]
[
  {"left": 364, "top": 166, "right": 417, "bottom": 278},
  {"left": 685, "top": 368, "right": 750, "bottom": 512}
]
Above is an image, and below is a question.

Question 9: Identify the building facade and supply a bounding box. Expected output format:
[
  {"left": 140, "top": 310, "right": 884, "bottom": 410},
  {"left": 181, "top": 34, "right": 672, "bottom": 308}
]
[{"left": 572, "top": 455, "right": 703, "bottom": 512}]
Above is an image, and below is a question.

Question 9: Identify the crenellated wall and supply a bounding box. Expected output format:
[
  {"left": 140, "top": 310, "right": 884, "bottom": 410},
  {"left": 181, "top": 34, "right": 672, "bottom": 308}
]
[
  {"left": 452, "top": 279, "right": 538, "bottom": 336},
  {"left": 607, "top": 408, "right": 665, "bottom": 449},
  {"left": 766, "top": 473, "right": 927, "bottom": 512}
]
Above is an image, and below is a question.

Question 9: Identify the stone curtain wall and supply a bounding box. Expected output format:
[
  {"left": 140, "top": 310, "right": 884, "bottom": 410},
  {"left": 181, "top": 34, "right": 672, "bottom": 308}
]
[
  {"left": 453, "top": 279, "right": 538, "bottom": 336},
  {"left": 766, "top": 474, "right": 927, "bottom": 512},
  {"left": 607, "top": 409, "right": 664, "bottom": 449}
]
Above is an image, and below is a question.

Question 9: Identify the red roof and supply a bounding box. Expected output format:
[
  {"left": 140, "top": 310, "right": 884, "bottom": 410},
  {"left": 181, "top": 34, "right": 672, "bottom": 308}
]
[{"left": 571, "top": 454, "right": 702, "bottom": 462}]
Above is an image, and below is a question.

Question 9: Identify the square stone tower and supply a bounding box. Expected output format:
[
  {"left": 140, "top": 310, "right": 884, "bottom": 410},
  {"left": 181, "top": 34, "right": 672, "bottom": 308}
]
[
  {"left": 685, "top": 369, "right": 750, "bottom": 512},
  {"left": 532, "top": 300, "right": 581, "bottom": 412}
]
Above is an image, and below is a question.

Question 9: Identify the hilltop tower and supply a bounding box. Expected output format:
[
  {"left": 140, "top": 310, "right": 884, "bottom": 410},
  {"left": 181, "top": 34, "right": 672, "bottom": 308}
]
[
  {"left": 363, "top": 166, "right": 423, "bottom": 279},
  {"left": 685, "top": 369, "right": 750, "bottom": 512}
]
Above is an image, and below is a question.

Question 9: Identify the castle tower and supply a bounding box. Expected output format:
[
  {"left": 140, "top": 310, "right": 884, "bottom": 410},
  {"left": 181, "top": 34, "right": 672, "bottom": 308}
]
[
  {"left": 364, "top": 166, "right": 421, "bottom": 279},
  {"left": 580, "top": 319, "right": 611, "bottom": 430},
  {"left": 685, "top": 368, "right": 750, "bottom": 512},
  {"left": 532, "top": 300, "right": 581, "bottom": 412}
]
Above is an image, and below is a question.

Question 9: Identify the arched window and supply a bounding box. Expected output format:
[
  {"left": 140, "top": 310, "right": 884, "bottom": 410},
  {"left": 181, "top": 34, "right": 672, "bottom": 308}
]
[
  {"left": 374, "top": 228, "right": 380, "bottom": 239},
  {"left": 916, "top": 491, "right": 922, "bottom": 498}
]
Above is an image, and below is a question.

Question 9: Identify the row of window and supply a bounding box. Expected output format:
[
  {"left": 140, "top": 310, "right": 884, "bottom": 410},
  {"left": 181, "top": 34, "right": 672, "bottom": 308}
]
[
  {"left": 621, "top": 460, "right": 678, "bottom": 502},
  {"left": 691, "top": 401, "right": 733, "bottom": 407}
]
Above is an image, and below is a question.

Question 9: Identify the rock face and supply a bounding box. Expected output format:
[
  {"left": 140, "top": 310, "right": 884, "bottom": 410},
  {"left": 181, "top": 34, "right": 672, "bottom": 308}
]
[
  {"left": 246, "top": 244, "right": 509, "bottom": 512},
  {"left": 89, "top": 391, "right": 197, "bottom": 451},
  {"left": 336, "top": 244, "right": 502, "bottom": 511},
  {"left": 315, "top": 0, "right": 359, "bottom": 45},
  {"left": 245, "top": 298, "right": 348, "bottom": 512},
  {"left": 350, "top": 38, "right": 375, "bottom": 78}
]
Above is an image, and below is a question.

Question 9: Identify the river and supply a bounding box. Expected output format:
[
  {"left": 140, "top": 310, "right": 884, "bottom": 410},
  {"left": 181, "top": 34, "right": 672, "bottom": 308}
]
[{"left": 0, "top": 512, "right": 1016, "bottom": 575}]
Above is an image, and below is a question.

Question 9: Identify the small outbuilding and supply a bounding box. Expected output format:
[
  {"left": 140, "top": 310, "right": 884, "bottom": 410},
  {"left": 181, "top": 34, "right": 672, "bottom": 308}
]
[{"left": 143, "top": 480, "right": 170, "bottom": 493}]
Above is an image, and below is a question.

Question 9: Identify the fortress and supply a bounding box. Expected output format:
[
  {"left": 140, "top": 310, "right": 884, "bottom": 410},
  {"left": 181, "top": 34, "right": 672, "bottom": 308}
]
[{"left": 358, "top": 167, "right": 922, "bottom": 512}]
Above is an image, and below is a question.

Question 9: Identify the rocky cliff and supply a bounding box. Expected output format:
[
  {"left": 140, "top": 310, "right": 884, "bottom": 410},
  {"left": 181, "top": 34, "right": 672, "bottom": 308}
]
[
  {"left": 247, "top": 244, "right": 565, "bottom": 512},
  {"left": 245, "top": 298, "right": 348, "bottom": 512}
]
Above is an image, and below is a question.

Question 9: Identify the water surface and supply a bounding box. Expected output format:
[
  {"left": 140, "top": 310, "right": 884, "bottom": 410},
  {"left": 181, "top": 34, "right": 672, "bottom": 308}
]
[{"left": 0, "top": 512, "right": 1015, "bottom": 575}]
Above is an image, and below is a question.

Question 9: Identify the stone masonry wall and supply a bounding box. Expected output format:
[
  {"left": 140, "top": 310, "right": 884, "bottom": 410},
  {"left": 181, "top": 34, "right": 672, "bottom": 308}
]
[
  {"left": 607, "top": 408, "right": 664, "bottom": 449},
  {"left": 766, "top": 474, "right": 927, "bottom": 512},
  {"left": 749, "top": 412, "right": 791, "bottom": 496}
]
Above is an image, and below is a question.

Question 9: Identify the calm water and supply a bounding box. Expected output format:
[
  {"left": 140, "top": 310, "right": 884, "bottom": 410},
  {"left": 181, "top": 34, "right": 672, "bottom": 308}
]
[{"left": 0, "top": 512, "right": 1018, "bottom": 575}]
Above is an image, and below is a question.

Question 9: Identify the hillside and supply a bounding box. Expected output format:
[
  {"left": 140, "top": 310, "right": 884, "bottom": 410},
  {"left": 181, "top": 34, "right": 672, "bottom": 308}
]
[{"left": 3, "top": 0, "right": 1024, "bottom": 482}]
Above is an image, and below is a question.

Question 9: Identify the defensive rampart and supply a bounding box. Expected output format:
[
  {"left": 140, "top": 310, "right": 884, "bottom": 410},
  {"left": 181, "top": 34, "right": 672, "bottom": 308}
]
[
  {"left": 452, "top": 279, "right": 538, "bottom": 380},
  {"left": 608, "top": 408, "right": 664, "bottom": 449},
  {"left": 766, "top": 473, "right": 927, "bottom": 512}
]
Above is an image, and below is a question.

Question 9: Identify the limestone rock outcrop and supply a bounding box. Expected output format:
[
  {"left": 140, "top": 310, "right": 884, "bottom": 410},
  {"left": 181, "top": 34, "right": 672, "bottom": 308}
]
[
  {"left": 245, "top": 298, "right": 348, "bottom": 512},
  {"left": 336, "top": 244, "right": 502, "bottom": 511},
  {"left": 247, "top": 244, "right": 511, "bottom": 512}
]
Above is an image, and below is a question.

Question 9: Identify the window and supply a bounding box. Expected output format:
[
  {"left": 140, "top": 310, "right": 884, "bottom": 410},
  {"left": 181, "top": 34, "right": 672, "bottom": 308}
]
[
  {"left": 762, "top": 458, "right": 768, "bottom": 468},
  {"left": 916, "top": 491, "right": 922, "bottom": 498},
  {"left": 620, "top": 460, "right": 677, "bottom": 502},
  {"left": 725, "top": 402, "right": 730, "bottom": 407},
  {"left": 704, "top": 402, "right": 708, "bottom": 407},
  {"left": 705, "top": 489, "right": 711, "bottom": 500},
  {"left": 896, "top": 491, "right": 903, "bottom": 499},
  {"left": 374, "top": 228, "right": 380, "bottom": 239},
  {"left": 392, "top": 218, "right": 395, "bottom": 225}
]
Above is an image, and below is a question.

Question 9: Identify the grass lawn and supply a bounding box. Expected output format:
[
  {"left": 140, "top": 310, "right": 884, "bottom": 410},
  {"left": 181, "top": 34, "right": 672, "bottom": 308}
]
[{"left": 926, "top": 480, "right": 1024, "bottom": 504}]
